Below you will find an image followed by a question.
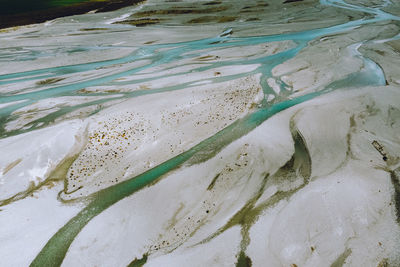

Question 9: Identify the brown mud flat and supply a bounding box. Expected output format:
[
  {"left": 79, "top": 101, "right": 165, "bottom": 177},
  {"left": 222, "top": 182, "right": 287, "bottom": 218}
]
[{"left": 0, "top": 0, "right": 144, "bottom": 29}]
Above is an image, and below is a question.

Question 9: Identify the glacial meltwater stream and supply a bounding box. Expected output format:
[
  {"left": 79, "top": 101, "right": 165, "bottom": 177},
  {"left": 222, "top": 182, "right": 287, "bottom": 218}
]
[{"left": 1, "top": 0, "right": 400, "bottom": 266}]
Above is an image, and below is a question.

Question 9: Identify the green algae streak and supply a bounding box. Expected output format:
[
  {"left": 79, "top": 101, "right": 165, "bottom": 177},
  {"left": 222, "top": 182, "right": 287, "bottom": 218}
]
[{"left": 127, "top": 254, "right": 148, "bottom": 267}]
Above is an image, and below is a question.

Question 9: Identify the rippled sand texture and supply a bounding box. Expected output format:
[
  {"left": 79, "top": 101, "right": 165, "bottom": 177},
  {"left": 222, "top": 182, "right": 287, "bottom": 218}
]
[{"left": 1, "top": 0, "right": 400, "bottom": 266}]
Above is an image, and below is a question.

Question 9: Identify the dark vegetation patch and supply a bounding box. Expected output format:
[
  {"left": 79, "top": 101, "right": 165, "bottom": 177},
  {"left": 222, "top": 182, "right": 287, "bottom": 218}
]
[
  {"left": 36, "top": 77, "right": 65, "bottom": 85},
  {"left": 219, "top": 16, "right": 236, "bottom": 23},
  {"left": 390, "top": 169, "right": 400, "bottom": 224},
  {"left": 203, "top": 1, "right": 222, "bottom": 5},
  {"left": 387, "top": 40, "right": 400, "bottom": 53},
  {"left": 114, "top": 18, "right": 160, "bottom": 27},
  {"left": 236, "top": 251, "right": 252, "bottom": 267},
  {"left": 241, "top": 4, "right": 268, "bottom": 13},
  {"left": 187, "top": 16, "right": 217, "bottom": 24},
  {"left": 80, "top": 28, "right": 109, "bottom": 31},
  {"left": 284, "top": 0, "right": 304, "bottom": 3},
  {"left": 246, "top": 18, "right": 260, "bottom": 21},
  {"left": 127, "top": 253, "right": 148, "bottom": 267},
  {"left": 132, "top": 5, "right": 229, "bottom": 17},
  {"left": 207, "top": 173, "right": 220, "bottom": 190},
  {"left": 256, "top": 2, "right": 269, "bottom": 7},
  {"left": 188, "top": 15, "right": 236, "bottom": 24}
]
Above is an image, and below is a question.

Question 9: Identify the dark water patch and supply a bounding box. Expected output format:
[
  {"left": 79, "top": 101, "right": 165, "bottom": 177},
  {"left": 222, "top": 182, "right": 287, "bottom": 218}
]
[
  {"left": 0, "top": 0, "right": 83, "bottom": 15},
  {"left": 94, "top": 0, "right": 145, "bottom": 13},
  {"left": 0, "top": 0, "right": 144, "bottom": 29}
]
